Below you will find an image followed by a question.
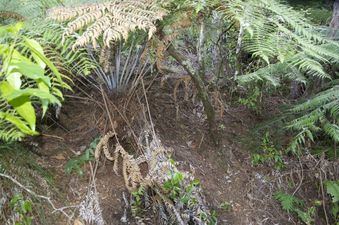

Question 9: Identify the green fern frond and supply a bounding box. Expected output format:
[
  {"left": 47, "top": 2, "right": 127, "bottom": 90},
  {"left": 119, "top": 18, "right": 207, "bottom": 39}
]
[
  {"left": 217, "top": 0, "right": 338, "bottom": 84},
  {"left": 273, "top": 191, "right": 304, "bottom": 213},
  {"left": 287, "top": 83, "right": 339, "bottom": 152},
  {"left": 238, "top": 63, "right": 306, "bottom": 86}
]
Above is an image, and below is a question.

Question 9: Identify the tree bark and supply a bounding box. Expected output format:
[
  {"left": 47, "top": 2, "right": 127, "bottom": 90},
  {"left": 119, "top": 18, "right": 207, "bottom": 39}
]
[
  {"left": 197, "top": 19, "right": 206, "bottom": 79},
  {"left": 167, "top": 44, "right": 217, "bottom": 144},
  {"left": 329, "top": 0, "right": 339, "bottom": 38}
]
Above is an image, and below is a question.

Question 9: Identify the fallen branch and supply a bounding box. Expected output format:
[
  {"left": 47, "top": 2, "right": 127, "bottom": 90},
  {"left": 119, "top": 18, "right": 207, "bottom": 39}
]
[{"left": 0, "top": 172, "right": 76, "bottom": 220}]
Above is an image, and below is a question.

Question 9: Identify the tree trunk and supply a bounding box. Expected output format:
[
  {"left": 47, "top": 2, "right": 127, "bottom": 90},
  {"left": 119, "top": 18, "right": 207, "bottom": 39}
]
[
  {"left": 167, "top": 44, "right": 217, "bottom": 144},
  {"left": 197, "top": 19, "right": 206, "bottom": 79},
  {"left": 329, "top": 0, "right": 339, "bottom": 38}
]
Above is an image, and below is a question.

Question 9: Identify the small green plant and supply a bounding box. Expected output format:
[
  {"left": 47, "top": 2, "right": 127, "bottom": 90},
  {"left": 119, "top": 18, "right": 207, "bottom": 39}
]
[
  {"left": 219, "top": 201, "right": 232, "bottom": 212},
  {"left": 0, "top": 22, "right": 70, "bottom": 141},
  {"left": 238, "top": 86, "right": 262, "bottom": 113},
  {"left": 64, "top": 137, "right": 99, "bottom": 175},
  {"left": 274, "top": 191, "right": 315, "bottom": 225},
  {"left": 180, "top": 179, "right": 200, "bottom": 206},
  {"left": 163, "top": 170, "right": 216, "bottom": 223},
  {"left": 199, "top": 210, "right": 217, "bottom": 225},
  {"left": 251, "top": 132, "right": 284, "bottom": 170},
  {"left": 325, "top": 180, "right": 339, "bottom": 224},
  {"left": 131, "top": 186, "right": 146, "bottom": 216},
  {"left": 163, "top": 171, "right": 184, "bottom": 200},
  {"left": 9, "top": 194, "right": 33, "bottom": 225}
]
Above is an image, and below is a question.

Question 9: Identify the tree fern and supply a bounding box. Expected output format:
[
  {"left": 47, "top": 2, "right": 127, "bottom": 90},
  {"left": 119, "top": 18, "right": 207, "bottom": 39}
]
[
  {"left": 287, "top": 81, "right": 339, "bottom": 152},
  {"left": 215, "top": 0, "right": 339, "bottom": 83}
]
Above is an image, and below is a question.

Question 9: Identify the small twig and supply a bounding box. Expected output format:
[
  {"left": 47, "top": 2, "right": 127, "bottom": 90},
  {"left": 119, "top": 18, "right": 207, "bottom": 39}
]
[
  {"left": 64, "top": 94, "right": 104, "bottom": 110},
  {"left": 100, "top": 85, "right": 120, "bottom": 145},
  {"left": 198, "top": 133, "right": 205, "bottom": 149},
  {"left": 41, "top": 133, "right": 65, "bottom": 140},
  {"left": 0, "top": 173, "right": 75, "bottom": 220},
  {"left": 141, "top": 79, "right": 156, "bottom": 137},
  {"left": 292, "top": 156, "right": 304, "bottom": 195},
  {"left": 318, "top": 157, "right": 330, "bottom": 225}
]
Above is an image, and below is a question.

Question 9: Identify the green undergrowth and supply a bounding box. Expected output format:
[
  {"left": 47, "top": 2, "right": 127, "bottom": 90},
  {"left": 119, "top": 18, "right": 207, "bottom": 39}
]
[
  {"left": 0, "top": 143, "right": 54, "bottom": 186},
  {"left": 0, "top": 143, "right": 62, "bottom": 224}
]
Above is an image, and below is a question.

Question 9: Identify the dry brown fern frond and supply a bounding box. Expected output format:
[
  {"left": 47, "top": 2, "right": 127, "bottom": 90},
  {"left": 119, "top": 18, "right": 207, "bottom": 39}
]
[
  {"left": 47, "top": 0, "right": 167, "bottom": 49},
  {"left": 153, "top": 12, "right": 192, "bottom": 72},
  {"left": 0, "top": 11, "right": 25, "bottom": 21},
  {"left": 95, "top": 129, "right": 214, "bottom": 224},
  {"left": 94, "top": 130, "right": 172, "bottom": 191},
  {"left": 94, "top": 131, "right": 115, "bottom": 161}
]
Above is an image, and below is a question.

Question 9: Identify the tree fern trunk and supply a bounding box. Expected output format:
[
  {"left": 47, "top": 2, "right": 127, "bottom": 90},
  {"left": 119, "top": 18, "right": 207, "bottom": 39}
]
[
  {"left": 167, "top": 44, "right": 217, "bottom": 145},
  {"left": 329, "top": 0, "right": 339, "bottom": 37}
]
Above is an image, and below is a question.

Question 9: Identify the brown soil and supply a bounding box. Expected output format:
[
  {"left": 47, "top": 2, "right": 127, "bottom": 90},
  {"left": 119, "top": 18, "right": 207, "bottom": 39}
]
[{"left": 27, "top": 80, "right": 326, "bottom": 225}]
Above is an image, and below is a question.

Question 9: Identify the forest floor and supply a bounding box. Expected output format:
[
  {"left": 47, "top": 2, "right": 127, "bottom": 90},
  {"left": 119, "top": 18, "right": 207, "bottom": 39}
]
[{"left": 1, "top": 78, "right": 332, "bottom": 225}]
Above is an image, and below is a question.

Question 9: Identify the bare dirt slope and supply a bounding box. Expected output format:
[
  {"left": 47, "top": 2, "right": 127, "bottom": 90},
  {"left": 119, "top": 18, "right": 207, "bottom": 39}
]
[{"left": 30, "top": 81, "right": 296, "bottom": 225}]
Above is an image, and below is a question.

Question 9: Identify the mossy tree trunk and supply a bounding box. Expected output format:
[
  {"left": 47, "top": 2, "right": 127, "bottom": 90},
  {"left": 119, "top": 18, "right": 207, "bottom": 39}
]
[
  {"left": 329, "top": 0, "right": 339, "bottom": 37},
  {"left": 167, "top": 44, "right": 217, "bottom": 144}
]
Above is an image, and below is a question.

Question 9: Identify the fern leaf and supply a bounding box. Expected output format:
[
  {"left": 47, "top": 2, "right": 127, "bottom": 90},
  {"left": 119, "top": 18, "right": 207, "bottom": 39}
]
[
  {"left": 48, "top": 0, "right": 167, "bottom": 48},
  {"left": 273, "top": 191, "right": 304, "bottom": 213}
]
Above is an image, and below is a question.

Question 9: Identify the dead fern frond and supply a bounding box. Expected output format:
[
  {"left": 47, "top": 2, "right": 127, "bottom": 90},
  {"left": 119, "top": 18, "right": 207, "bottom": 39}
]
[
  {"left": 0, "top": 11, "right": 25, "bottom": 21},
  {"left": 95, "top": 128, "right": 214, "bottom": 224},
  {"left": 48, "top": 0, "right": 167, "bottom": 49},
  {"left": 153, "top": 12, "right": 192, "bottom": 72},
  {"left": 94, "top": 131, "right": 115, "bottom": 161}
]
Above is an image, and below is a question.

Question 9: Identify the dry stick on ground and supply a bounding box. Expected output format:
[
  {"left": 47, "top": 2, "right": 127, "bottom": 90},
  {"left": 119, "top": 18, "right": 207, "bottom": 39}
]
[
  {"left": 319, "top": 156, "right": 330, "bottom": 225},
  {"left": 0, "top": 173, "right": 76, "bottom": 221},
  {"left": 64, "top": 94, "right": 105, "bottom": 111},
  {"left": 105, "top": 95, "right": 140, "bottom": 151},
  {"left": 141, "top": 79, "right": 156, "bottom": 136},
  {"left": 292, "top": 156, "right": 304, "bottom": 196},
  {"left": 100, "top": 85, "right": 120, "bottom": 145}
]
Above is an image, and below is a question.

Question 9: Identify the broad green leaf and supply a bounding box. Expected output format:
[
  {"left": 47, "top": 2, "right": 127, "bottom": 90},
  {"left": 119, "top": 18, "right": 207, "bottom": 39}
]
[
  {"left": 37, "top": 79, "right": 50, "bottom": 92},
  {"left": 25, "top": 38, "right": 46, "bottom": 69},
  {"left": 6, "top": 22, "right": 24, "bottom": 34},
  {"left": 0, "top": 22, "right": 23, "bottom": 36},
  {"left": 9, "top": 96, "right": 36, "bottom": 131},
  {"left": 0, "top": 44, "right": 9, "bottom": 56},
  {"left": 5, "top": 88, "right": 61, "bottom": 105},
  {"left": 6, "top": 72, "right": 22, "bottom": 89},
  {"left": 0, "top": 112, "right": 37, "bottom": 135},
  {"left": 0, "top": 82, "right": 36, "bottom": 130},
  {"left": 0, "top": 81, "right": 14, "bottom": 96},
  {"left": 24, "top": 37, "right": 71, "bottom": 90},
  {"left": 10, "top": 61, "right": 51, "bottom": 86},
  {"left": 326, "top": 181, "right": 339, "bottom": 203}
]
